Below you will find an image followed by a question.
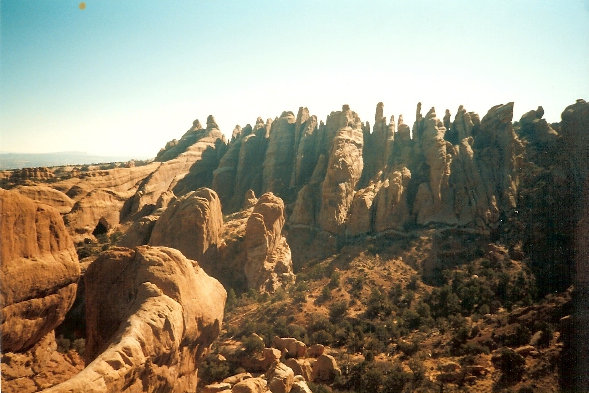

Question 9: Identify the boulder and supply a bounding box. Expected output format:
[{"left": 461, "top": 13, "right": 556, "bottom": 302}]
[
  {"left": 266, "top": 362, "right": 294, "bottom": 393},
  {"left": 202, "top": 383, "right": 232, "bottom": 393},
  {"left": 284, "top": 358, "right": 312, "bottom": 382},
  {"left": 311, "top": 354, "right": 341, "bottom": 383},
  {"left": 273, "top": 337, "right": 307, "bottom": 358},
  {"left": 232, "top": 377, "right": 268, "bottom": 393},
  {"left": 149, "top": 188, "right": 223, "bottom": 262},
  {"left": 0, "top": 189, "right": 80, "bottom": 352},
  {"left": 307, "top": 344, "right": 325, "bottom": 358},
  {"left": 290, "top": 379, "right": 312, "bottom": 393},
  {"left": 44, "top": 246, "right": 226, "bottom": 393}
]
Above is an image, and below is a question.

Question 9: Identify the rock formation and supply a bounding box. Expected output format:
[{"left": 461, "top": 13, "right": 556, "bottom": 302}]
[
  {"left": 45, "top": 246, "right": 226, "bottom": 393},
  {"left": 0, "top": 189, "right": 80, "bottom": 352},
  {"left": 149, "top": 188, "right": 223, "bottom": 262},
  {"left": 318, "top": 105, "right": 364, "bottom": 234},
  {"left": 14, "top": 185, "right": 75, "bottom": 214},
  {"left": 245, "top": 193, "right": 295, "bottom": 293},
  {"left": 262, "top": 111, "right": 297, "bottom": 199}
]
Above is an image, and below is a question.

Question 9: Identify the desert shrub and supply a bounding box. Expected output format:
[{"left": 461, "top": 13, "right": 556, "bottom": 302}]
[
  {"left": 311, "top": 330, "right": 333, "bottom": 345},
  {"left": 501, "top": 323, "right": 532, "bottom": 347},
  {"left": 226, "top": 288, "right": 237, "bottom": 311},
  {"left": 329, "top": 300, "right": 348, "bottom": 323},
  {"left": 492, "top": 347, "right": 526, "bottom": 383},
  {"left": 72, "top": 338, "right": 85, "bottom": 355},
  {"left": 328, "top": 270, "right": 341, "bottom": 289},
  {"left": 347, "top": 276, "right": 364, "bottom": 295},
  {"left": 408, "top": 357, "right": 426, "bottom": 382},
  {"left": 307, "top": 382, "right": 331, "bottom": 393},
  {"left": 397, "top": 339, "right": 419, "bottom": 357},
  {"left": 316, "top": 286, "right": 331, "bottom": 304},
  {"left": 286, "top": 324, "right": 308, "bottom": 342},
  {"left": 199, "top": 357, "right": 230, "bottom": 384},
  {"left": 407, "top": 274, "right": 419, "bottom": 290},
  {"left": 56, "top": 335, "right": 71, "bottom": 353},
  {"left": 362, "top": 367, "right": 383, "bottom": 393},
  {"left": 307, "top": 314, "right": 333, "bottom": 334},
  {"left": 365, "top": 288, "right": 393, "bottom": 319},
  {"left": 401, "top": 309, "right": 422, "bottom": 330},
  {"left": 381, "top": 362, "right": 412, "bottom": 393},
  {"left": 242, "top": 334, "right": 264, "bottom": 354}
]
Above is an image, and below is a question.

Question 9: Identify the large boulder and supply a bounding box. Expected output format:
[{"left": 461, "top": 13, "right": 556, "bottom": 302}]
[
  {"left": 45, "top": 245, "right": 226, "bottom": 393},
  {"left": 244, "top": 193, "right": 295, "bottom": 293},
  {"left": 266, "top": 362, "right": 294, "bottom": 393},
  {"left": 311, "top": 354, "right": 341, "bottom": 383},
  {"left": 0, "top": 189, "right": 80, "bottom": 352},
  {"left": 149, "top": 188, "right": 223, "bottom": 262}
]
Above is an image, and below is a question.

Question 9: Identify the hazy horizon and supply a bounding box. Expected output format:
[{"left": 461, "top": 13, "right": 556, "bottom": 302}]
[{"left": 2, "top": 0, "right": 588, "bottom": 157}]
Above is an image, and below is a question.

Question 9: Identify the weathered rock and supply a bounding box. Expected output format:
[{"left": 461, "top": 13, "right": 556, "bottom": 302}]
[
  {"left": 290, "top": 379, "right": 312, "bottom": 393},
  {"left": 291, "top": 107, "right": 319, "bottom": 189},
  {"left": 149, "top": 188, "right": 223, "bottom": 262},
  {"left": 311, "top": 354, "right": 341, "bottom": 383},
  {"left": 45, "top": 246, "right": 226, "bottom": 393},
  {"left": 263, "top": 111, "right": 297, "bottom": 198},
  {"left": 266, "top": 362, "right": 294, "bottom": 393},
  {"left": 202, "top": 383, "right": 232, "bottom": 393},
  {"left": 231, "top": 119, "right": 270, "bottom": 209},
  {"left": 346, "top": 181, "right": 379, "bottom": 236},
  {"left": 0, "top": 189, "right": 80, "bottom": 352},
  {"left": 129, "top": 125, "right": 226, "bottom": 216},
  {"left": 0, "top": 332, "right": 85, "bottom": 393},
  {"left": 318, "top": 106, "right": 364, "bottom": 234},
  {"left": 14, "top": 185, "right": 74, "bottom": 214},
  {"left": 373, "top": 167, "right": 412, "bottom": 232},
  {"left": 307, "top": 344, "right": 325, "bottom": 358},
  {"left": 243, "top": 189, "right": 258, "bottom": 209},
  {"left": 273, "top": 337, "right": 307, "bottom": 358},
  {"left": 284, "top": 358, "right": 312, "bottom": 382},
  {"left": 244, "top": 193, "right": 295, "bottom": 293},
  {"left": 232, "top": 377, "right": 268, "bottom": 393},
  {"left": 223, "top": 372, "right": 253, "bottom": 385}
]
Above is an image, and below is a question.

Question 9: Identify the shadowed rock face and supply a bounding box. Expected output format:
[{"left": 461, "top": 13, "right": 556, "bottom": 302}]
[
  {"left": 45, "top": 246, "right": 226, "bottom": 393},
  {"left": 0, "top": 189, "right": 80, "bottom": 353}
]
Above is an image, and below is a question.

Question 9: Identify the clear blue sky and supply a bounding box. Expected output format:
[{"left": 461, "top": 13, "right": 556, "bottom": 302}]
[{"left": 1, "top": 0, "right": 588, "bottom": 157}]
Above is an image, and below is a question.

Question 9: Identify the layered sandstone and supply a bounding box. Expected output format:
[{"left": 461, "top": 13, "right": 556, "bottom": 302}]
[{"left": 0, "top": 189, "right": 80, "bottom": 352}]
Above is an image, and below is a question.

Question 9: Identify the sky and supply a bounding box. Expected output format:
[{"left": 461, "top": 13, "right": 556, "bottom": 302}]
[{"left": 1, "top": 0, "right": 588, "bottom": 158}]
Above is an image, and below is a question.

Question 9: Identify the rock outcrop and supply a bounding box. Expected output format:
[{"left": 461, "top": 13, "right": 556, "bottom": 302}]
[
  {"left": 245, "top": 193, "right": 295, "bottom": 293},
  {"left": 318, "top": 106, "right": 364, "bottom": 234},
  {"left": 45, "top": 246, "right": 226, "bottom": 393},
  {"left": 14, "top": 185, "right": 75, "bottom": 214},
  {"left": 0, "top": 189, "right": 80, "bottom": 352},
  {"left": 149, "top": 188, "right": 223, "bottom": 262}
]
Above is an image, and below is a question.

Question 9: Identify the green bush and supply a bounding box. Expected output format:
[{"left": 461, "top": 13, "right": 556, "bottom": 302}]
[
  {"left": 329, "top": 300, "right": 348, "bottom": 323},
  {"left": 492, "top": 347, "right": 526, "bottom": 383},
  {"left": 242, "top": 334, "right": 264, "bottom": 355}
]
